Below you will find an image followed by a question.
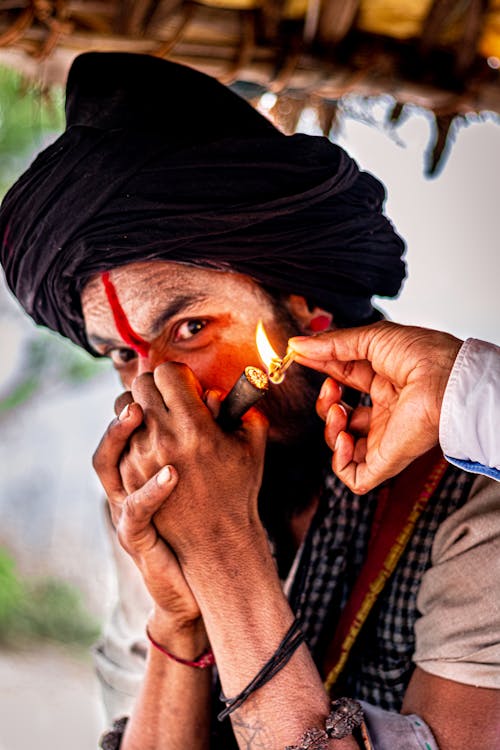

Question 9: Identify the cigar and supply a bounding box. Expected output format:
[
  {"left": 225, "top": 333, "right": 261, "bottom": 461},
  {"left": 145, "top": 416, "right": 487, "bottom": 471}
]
[{"left": 217, "top": 366, "right": 269, "bottom": 431}]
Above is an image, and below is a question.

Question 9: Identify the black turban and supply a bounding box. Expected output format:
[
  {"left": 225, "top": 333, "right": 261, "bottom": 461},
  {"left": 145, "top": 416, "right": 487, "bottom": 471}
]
[{"left": 0, "top": 52, "right": 406, "bottom": 354}]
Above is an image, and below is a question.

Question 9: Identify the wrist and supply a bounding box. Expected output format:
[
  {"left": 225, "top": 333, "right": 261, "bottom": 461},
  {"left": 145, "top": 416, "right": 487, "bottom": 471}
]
[
  {"left": 164, "top": 494, "right": 264, "bottom": 563},
  {"left": 147, "top": 626, "right": 214, "bottom": 668},
  {"left": 148, "top": 608, "right": 209, "bottom": 658},
  {"left": 181, "top": 515, "right": 269, "bottom": 570}
]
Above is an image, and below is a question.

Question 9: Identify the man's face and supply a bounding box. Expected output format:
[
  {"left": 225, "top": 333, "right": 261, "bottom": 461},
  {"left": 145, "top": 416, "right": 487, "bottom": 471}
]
[{"left": 81, "top": 261, "right": 321, "bottom": 444}]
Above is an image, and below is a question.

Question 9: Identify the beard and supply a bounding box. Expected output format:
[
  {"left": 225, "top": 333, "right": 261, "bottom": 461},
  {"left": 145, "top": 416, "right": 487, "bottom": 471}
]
[
  {"left": 257, "top": 360, "right": 331, "bottom": 578},
  {"left": 242, "top": 288, "right": 333, "bottom": 576}
]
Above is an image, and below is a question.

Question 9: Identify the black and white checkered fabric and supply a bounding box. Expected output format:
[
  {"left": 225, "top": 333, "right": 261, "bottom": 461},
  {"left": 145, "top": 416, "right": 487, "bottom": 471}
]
[{"left": 289, "top": 464, "right": 475, "bottom": 711}]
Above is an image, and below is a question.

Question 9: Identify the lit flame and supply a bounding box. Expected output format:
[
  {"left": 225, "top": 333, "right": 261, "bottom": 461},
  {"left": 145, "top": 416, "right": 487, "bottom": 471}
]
[
  {"left": 255, "top": 320, "right": 296, "bottom": 384},
  {"left": 256, "top": 320, "right": 281, "bottom": 373}
]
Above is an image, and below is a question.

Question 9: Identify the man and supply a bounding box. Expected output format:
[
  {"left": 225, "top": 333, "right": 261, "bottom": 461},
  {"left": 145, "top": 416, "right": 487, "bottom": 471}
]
[
  {"left": 290, "top": 323, "right": 500, "bottom": 490},
  {"left": 1, "top": 52, "right": 499, "bottom": 749}
]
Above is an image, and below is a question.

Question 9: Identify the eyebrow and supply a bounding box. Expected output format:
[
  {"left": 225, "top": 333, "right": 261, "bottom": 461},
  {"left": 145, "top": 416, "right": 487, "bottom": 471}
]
[
  {"left": 149, "top": 294, "right": 206, "bottom": 337},
  {"left": 87, "top": 292, "right": 208, "bottom": 350}
]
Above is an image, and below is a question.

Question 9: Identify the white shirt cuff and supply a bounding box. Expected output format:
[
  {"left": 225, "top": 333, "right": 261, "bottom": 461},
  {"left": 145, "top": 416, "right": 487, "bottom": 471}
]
[{"left": 439, "top": 338, "right": 500, "bottom": 471}]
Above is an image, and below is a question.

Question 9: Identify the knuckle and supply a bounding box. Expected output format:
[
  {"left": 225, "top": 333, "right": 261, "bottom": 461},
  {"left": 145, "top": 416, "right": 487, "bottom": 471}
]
[
  {"left": 123, "top": 494, "right": 141, "bottom": 523},
  {"left": 154, "top": 360, "right": 190, "bottom": 390},
  {"left": 132, "top": 371, "right": 155, "bottom": 391},
  {"left": 182, "top": 426, "right": 201, "bottom": 453},
  {"left": 129, "top": 435, "right": 148, "bottom": 458},
  {"left": 157, "top": 432, "right": 173, "bottom": 455},
  {"left": 116, "top": 523, "right": 132, "bottom": 554},
  {"left": 157, "top": 360, "right": 189, "bottom": 376}
]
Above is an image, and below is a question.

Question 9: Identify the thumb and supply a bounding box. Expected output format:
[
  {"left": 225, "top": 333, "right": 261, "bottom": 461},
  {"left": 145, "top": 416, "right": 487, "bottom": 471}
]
[
  {"left": 119, "top": 464, "right": 178, "bottom": 547},
  {"left": 289, "top": 329, "right": 377, "bottom": 393}
]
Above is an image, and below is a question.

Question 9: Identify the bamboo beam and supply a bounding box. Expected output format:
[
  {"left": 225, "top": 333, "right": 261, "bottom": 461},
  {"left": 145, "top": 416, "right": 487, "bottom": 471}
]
[
  {"left": 316, "top": 0, "right": 360, "bottom": 45},
  {"left": 0, "top": 10, "right": 499, "bottom": 115},
  {"left": 420, "top": 0, "right": 460, "bottom": 54},
  {"left": 456, "top": 0, "right": 487, "bottom": 76}
]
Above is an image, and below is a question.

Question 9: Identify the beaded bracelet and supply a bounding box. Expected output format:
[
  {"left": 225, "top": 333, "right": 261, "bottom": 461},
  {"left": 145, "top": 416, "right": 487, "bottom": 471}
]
[
  {"left": 99, "top": 717, "right": 128, "bottom": 750},
  {"left": 146, "top": 626, "right": 215, "bottom": 668},
  {"left": 285, "top": 698, "right": 364, "bottom": 749}
]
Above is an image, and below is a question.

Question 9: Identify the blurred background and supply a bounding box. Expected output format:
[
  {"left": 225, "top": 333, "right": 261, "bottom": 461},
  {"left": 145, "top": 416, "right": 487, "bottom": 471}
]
[{"left": 0, "top": 2, "right": 499, "bottom": 748}]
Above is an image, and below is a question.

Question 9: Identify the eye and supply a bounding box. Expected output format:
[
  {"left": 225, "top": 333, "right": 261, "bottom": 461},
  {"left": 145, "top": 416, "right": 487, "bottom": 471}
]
[
  {"left": 174, "top": 319, "right": 207, "bottom": 342},
  {"left": 108, "top": 347, "right": 138, "bottom": 367}
]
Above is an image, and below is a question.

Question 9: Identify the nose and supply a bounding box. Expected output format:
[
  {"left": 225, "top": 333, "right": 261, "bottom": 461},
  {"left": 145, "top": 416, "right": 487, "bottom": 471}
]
[
  {"left": 136, "top": 348, "right": 173, "bottom": 376},
  {"left": 136, "top": 355, "right": 153, "bottom": 376}
]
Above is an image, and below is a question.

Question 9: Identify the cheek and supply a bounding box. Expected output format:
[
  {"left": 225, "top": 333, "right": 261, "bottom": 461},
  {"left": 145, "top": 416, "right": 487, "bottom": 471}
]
[
  {"left": 180, "top": 341, "right": 259, "bottom": 393},
  {"left": 191, "top": 351, "right": 252, "bottom": 392}
]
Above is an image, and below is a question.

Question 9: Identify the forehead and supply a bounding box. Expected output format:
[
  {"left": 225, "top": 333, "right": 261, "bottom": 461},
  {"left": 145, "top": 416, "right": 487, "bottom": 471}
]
[{"left": 81, "top": 260, "right": 268, "bottom": 331}]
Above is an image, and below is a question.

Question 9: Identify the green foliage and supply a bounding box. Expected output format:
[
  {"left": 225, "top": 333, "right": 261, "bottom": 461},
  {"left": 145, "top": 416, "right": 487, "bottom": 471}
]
[
  {"left": 19, "top": 579, "right": 100, "bottom": 647},
  {"left": 0, "top": 374, "right": 39, "bottom": 413},
  {"left": 0, "top": 548, "right": 24, "bottom": 634},
  {"left": 26, "top": 329, "right": 110, "bottom": 384},
  {"left": 0, "top": 329, "right": 111, "bottom": 415},
  {"left": 0, "top": 548, "right": 100, "bottom": 649},
  {"left": 0, "top": 64, "right": 64, "bottom": 198},
  {"left": 58, "top": 337, "right": 111, "bottom": 383}
]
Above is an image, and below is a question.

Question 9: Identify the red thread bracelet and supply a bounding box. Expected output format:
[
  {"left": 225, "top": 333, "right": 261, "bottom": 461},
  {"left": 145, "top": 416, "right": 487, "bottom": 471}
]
[{"left": 146, "top": 627, "right": 215, "bottom": 668}]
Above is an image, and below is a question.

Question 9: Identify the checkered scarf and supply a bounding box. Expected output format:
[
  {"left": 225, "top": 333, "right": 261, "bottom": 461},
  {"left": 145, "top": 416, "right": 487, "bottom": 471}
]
[{"left": 288, "top": 464, "right": 475, "bottom": 710}]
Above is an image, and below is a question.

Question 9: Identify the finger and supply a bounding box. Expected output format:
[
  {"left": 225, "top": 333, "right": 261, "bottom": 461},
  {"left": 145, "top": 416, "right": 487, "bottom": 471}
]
[
  {"left": 324, "top": 403, "right": 349, "bottom": 453},
  {"left": 353, "top": 436, "right": 368, "bottom": 465},
  {"left": 295, "top": 352, "right": 376, "bottom": 395},
  {"left": 316, "top": 377, "right": 343, "bottom": 421},
  {"left": 330, "top": 436, "right": 387, "bottom": 495},
  {"left": 289, "top": 324, "right": 385, "bottom": 364},
  {"left": 153, "top": 362, "right": 206, "bottom": 425},
  {"left": 204, "top": 388, "right": 224, "bottom": 419},
  {"left": 349, "top": 406, "right": 372, "bottom": 436},
  {"left": 330, "top": 432, "right": 373, "bottom": 494},
  {"left": 114, "top": 391, "right": 134, "bottom": 417},
  {"left": 289, "top": 322, "right": 421, "bottom": 391},
  {"left": 118, "top": 465, "right": 178, "bottom": 555},
  {"left": 92, "top": 402, "right": 143, "bottom": 501},
  {"left": 120, "top": 451, "right": 151, "bottom": 497},
  {"left": 240, "top": 406, "right": 269, "bottom": 453},
  {"left": 131, "top": 372, "right": 170, "bottom": 422}
]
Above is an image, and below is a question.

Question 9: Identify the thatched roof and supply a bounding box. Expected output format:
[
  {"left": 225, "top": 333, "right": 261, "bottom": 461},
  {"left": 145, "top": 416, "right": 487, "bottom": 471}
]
[{"left": 1, "top": 0, "right": 500, "bottom": 173}]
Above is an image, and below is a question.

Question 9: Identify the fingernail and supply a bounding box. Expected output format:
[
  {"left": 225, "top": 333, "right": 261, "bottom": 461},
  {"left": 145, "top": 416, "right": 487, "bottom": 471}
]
[
  {"left": 334, "top": 431, "right": 344, "bottom": 451},
  {"left": 118, "top": 404, "right": 130, "bottom": 421},
  {"left": 157, "top": 466, "right": 171, "bottom": 486},
  {"left": 337, "top": 403, "right": 348, "bottom": 418},
  {"left": 319, "top": 379, "right": 331, "bottom": 400}
]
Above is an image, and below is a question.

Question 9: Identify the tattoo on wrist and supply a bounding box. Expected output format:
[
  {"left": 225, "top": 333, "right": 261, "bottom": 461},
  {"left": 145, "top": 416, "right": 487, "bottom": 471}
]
[{"left": 232, "top": 714, "right": 274, "bottom": 750}]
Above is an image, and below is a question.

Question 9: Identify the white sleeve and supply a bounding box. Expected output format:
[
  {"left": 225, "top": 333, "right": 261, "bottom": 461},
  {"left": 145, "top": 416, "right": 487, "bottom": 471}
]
[
  {"left": 360, "top": 703, "right": 438, "bottom": 750},
  {"left": 413, "top": 474, "right": 500, "bottom": 687},
  {"left": 93, "top": 504, "right": 153, "bottom": 723},
  {"left": 439, "top": 338, "right": 500, "bottom": 470}
]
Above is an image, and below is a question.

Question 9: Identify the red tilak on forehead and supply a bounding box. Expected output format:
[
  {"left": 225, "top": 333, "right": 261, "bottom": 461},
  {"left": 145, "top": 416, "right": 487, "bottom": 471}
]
[{"left": 101, "top": 271, "right": 150, "bottom": 358}]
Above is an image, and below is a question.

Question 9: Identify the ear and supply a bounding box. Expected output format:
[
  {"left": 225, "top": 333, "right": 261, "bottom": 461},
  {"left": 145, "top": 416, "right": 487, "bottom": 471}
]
[{"left": 285, "top": 295, "right": 333, "bottom": 334}]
